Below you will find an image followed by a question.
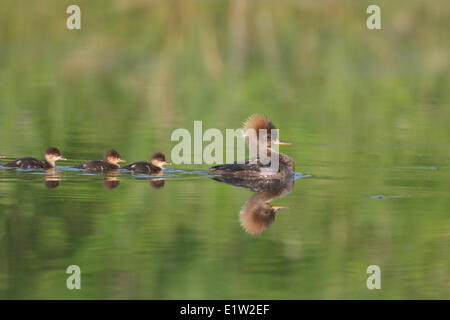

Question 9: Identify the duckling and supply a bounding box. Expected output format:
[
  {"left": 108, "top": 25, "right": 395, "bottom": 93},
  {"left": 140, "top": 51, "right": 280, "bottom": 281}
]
[
  {"left": 0, "top": 155, "right": 5, "bottom": 159},
  {"left": 210, "top": 115, "right": 294, "bottom": 179},
  {"left": 150, "top": 178, "right": 166, "bottom": 189},
  {"left": 3, "top": 147, "right": 66, "bottom": 169},
  {"left": 74, "top": 149, "right": 125, "bottom": 172},
  {"left": 122, "top": 152, "right": 171, "bottom": 174}
]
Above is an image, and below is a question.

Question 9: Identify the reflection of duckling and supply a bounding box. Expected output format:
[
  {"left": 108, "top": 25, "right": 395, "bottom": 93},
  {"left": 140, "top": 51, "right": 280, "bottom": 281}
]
[
  {"left": 210, "top": 115, "right": 294, "bottom": 179},
  {"left": 104, "top": 176, "right": 120, "bottom": 189},
  {"left": 240, "top": 192, "right": 289, "bottom": 236},
  {"left": 4, "top": 147, "right": 66, "bottom": 169},
  {"left": 213, "top": 175, "right": 293, "bottom": 236},
  {"left": 75, "top": 149, "right": 126, "bottom": 172},
  {"left": 44, "top": 169, "right": 62, "bottom": 189},
  {"left": 122, "top": 152, "right": 171, "bottom": 174},
  {"left": 150, "top": 178, "right": 165, "bottom": 189}
]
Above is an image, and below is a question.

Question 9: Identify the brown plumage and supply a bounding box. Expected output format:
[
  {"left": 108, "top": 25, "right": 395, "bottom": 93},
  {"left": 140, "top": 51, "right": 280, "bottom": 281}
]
[
  {"left": 150, "top": 178, "right": 166, "bottom": 189},
  {"left": 243, "top": 114, "right": 276, "bottom": 140}
]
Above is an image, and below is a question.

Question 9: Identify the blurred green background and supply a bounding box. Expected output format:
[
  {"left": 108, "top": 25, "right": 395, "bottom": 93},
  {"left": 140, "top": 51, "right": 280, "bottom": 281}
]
[{"left": 0, "top": 0, "right": 449, "bottom": 299}]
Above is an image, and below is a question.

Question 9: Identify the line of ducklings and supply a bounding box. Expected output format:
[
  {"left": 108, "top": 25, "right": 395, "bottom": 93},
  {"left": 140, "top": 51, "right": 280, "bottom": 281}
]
[
  {"left": 0, "top": 148, "right": 171, "bottom": 174},
  {"left": 1, "top": 114, "right": 294, "bottom": 178}
]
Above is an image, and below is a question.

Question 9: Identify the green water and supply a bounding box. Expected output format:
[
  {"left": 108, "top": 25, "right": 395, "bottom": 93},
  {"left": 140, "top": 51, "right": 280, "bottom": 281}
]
[{"left": 0, "top": 0, "right": 449, "bottom": 299}]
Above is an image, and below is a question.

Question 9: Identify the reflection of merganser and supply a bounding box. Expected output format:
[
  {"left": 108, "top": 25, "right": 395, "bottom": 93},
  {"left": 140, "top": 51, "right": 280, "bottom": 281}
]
[
  {"left": 212, "top": 175, "right": 293, "bottom": 236},
  {"left": 3, "top": 147, "right": 66, "bottom": 169},
  {"left": 122, "top": 152, "right": 171, "bottom": 174},
  {"left": 74, "top": 149, "right": 125, "bottom": 171},
  {"left": 210, "top": 115, "right": 294, "bottom": 179}
]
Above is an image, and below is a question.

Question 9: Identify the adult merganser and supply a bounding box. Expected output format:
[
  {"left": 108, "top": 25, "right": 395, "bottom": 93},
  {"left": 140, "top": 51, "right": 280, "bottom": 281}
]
[{"left": 74, "top": 149, "right": 125, "bottom": 172}]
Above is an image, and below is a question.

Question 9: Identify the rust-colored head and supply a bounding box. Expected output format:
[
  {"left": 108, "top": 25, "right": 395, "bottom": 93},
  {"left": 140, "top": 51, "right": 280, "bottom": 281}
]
[{"left": 243, "top": 114, "right": 276, "bottom": 134}]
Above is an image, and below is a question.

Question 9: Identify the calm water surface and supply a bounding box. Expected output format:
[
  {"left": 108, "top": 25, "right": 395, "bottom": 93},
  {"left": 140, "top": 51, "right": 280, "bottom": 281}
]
[{"left": 0, "top": 111, "right": 448, "bottom": 299}]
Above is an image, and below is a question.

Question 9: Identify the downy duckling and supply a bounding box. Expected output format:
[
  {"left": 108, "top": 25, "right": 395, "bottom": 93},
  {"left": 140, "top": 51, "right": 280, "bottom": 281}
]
[
  {"left": 122, "top": 152, "right": 171, "bottom": 174},
  {"left": 3, "top": 147, "right": 66, "bottom": 169}
]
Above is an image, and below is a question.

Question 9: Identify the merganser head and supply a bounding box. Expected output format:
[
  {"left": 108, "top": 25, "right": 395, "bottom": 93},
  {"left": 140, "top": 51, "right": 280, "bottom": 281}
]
[
  {"left": 44, "top": 147, "right": 67, "bottom": 167},
  {"left": 151, "top": 152, "right": 171, "bottom": 168},
  {"left": 104, "top": 149, "right": 126, "bottom": 166},
  {"left": 242, "top": 114, "right": 292, "bottom": 148}
]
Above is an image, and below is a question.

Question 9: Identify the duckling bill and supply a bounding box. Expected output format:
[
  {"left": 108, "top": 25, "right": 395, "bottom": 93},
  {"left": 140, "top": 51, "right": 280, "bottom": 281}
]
[
  {"left": 122, "top": 152, "right": 171, "bottom": 174},
  {"left": 74, "top": 149, "right": 125, "bottom": 171},
  {"left": 3, "top": 147, "right": 66, "bottom": 169}
]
